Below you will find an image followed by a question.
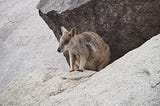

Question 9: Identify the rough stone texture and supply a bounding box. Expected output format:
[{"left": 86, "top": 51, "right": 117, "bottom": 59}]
[
  {"left": 0, "top": 34, "right": 160, "bottom": 106},
  {"left": 0, "top": 69, "right": 96, "bottom": 106},
  {"left": 37, "top": 0, "right": 160, "bottom": 63}
]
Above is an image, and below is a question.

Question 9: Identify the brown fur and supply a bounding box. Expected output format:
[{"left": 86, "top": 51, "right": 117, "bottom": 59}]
[{"left": 57, "top": 27, "right": 111, "bottom": 72}]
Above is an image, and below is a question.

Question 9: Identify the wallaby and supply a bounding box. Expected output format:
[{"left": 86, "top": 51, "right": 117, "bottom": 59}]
[{"left": 57, "top": 27, "right": 111, "bottom": 72}]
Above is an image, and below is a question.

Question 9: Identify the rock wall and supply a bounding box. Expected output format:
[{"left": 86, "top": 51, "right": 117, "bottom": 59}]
[{"left": 37, "top": 0, "right": 160, "bottom": 63}]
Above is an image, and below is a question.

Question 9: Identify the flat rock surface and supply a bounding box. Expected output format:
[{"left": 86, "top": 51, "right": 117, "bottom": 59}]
[{"left": 0, "top": 69, "right": 96, "bottom": 106}]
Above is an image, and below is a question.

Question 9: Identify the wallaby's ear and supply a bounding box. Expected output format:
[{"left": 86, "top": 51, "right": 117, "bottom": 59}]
[
  {"left": 70, "top": 27, "right": 77, "bottom": 36},
  {"left": 61, "top": 26, "right": 68, "bottom": 35}
]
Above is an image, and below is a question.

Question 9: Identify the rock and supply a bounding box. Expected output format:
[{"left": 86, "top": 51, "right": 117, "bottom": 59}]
[
  {"left": 37, "top": 0, "right": 160, "bottom": 63},
  {"left": 0, "top": 0, "right": 68, "bottom": 88},
  {"left": 0, "top": 69, "right": 96, "bottom": 106},
  {"left": 0, "top": 34, "right": 160, "bottom": 106},
  {"left": 37, "top": 0, "right": 91, "bottom": 14}
]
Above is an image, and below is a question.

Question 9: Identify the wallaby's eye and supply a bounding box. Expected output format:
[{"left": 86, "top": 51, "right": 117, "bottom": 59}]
[{"left": 64, "top": 40, "right": 69, "bottom": 44}]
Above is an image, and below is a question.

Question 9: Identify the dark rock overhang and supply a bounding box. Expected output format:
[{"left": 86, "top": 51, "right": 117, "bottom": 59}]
[{"left": 37, "top": 0, "right": 160, "bottom": 64}]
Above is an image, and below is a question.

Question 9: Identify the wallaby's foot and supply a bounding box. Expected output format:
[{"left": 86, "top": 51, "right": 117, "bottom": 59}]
[
  {"left": 77, "top": 69, "right": 84, "bottom": 72},
  {"left": 69, "top": 69, "right": 74, "bottom": 72}
]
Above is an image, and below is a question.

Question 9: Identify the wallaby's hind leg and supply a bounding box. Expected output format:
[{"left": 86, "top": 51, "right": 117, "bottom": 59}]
[
  {"left": 78, "top": 53, "right": 89, "bottom": 72},
  {"left": 98, "top": 58, "right": 110, "bottom": 71}
]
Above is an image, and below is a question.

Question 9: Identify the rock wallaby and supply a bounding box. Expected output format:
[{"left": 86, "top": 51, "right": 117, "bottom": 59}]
[{"left": 57, "top": 27, "right": 111, "bottom": 72}]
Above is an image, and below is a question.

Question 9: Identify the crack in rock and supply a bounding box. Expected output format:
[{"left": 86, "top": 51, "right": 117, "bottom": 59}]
[{"left": 151, "top": 81, "right": 160, "bottom": 88}]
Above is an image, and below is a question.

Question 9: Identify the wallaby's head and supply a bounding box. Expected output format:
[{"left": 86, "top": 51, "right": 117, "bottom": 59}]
[{"left": 57, "top": 26, "right": 76, "bottom": 53}]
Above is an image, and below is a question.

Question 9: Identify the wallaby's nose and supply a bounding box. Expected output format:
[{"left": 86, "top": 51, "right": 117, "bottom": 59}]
[{"left": 57, "top": 47, "right": 61, "bottom": 52}]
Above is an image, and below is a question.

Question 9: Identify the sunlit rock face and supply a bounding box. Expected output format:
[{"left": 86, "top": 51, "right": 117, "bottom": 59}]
[{"left": 37, "top": 0, "right": 160, "bottom": 63}]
